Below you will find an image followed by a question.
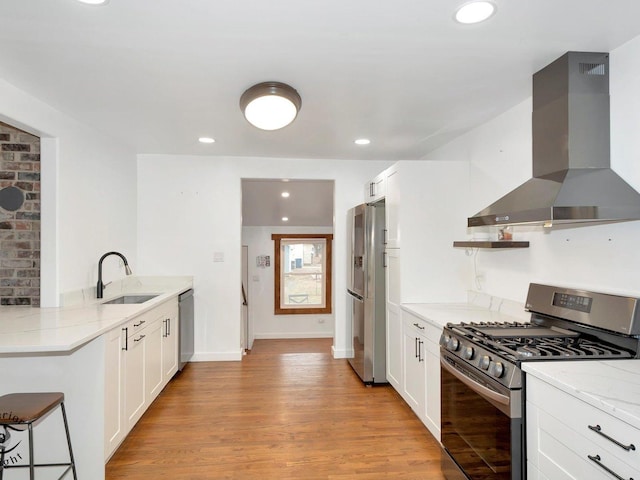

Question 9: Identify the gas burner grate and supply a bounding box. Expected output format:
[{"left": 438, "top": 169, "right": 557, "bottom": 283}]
[{"left": 447, "top": 321, "right": 633, "bottom": 360}]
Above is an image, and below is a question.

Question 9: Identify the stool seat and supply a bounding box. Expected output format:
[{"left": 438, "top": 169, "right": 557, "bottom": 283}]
[
  {"left": 0, "top": 392, "right": 64, "bottom": 425},
  {"left": 0, "top": 392, "right": 77, "bottom": 480}
]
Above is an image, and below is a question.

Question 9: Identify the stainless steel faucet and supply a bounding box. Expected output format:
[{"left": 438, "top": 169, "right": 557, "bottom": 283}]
[{"left": 97, "top": 251, "right": 133, "bottom": 298}]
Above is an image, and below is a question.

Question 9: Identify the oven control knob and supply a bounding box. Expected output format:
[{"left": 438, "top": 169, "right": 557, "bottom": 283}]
[
  {"left": 446, "top": 337, "right": 460, "bottom": 352},
  {"left": 439, "top": 334, "right": 450, "bottom": 347},
  {"left": 479, "top": 355, "right": 491, "bottom": 370},
  {"left": 462, "top": 346, "right": 475, "bottom": 360},
  {"left": 489, "top": 361, "right": 504, "bottom": 378}
]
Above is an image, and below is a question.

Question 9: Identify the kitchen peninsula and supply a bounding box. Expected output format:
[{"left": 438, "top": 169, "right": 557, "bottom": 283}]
[{"left": 0, "top": 276, "right": 192, "bottom": 479}]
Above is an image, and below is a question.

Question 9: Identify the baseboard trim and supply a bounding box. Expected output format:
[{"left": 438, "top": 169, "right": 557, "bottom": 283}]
[
  {"left": 253, "top": 332, "right": 334, "bottom": 340},
  {"left": 331, "top": 346, "right": 354, "bottom": 359},
  {"left": 190, "top": 350, "right": 243, "bottom": 362}
]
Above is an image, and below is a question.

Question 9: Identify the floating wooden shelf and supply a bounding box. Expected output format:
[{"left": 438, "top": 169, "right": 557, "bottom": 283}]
[{"left": 453, "top": 241, "right": 530, "bottom": 249}]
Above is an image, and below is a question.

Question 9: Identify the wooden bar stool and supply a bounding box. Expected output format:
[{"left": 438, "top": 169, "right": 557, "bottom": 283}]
[{"left": 0, "top": 392, "right": 77, "bottom": 480}]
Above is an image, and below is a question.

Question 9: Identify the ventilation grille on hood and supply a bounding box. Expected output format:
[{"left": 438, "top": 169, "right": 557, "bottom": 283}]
[{"left": 468, "top": 52, "right": 640, "bottom": 227}]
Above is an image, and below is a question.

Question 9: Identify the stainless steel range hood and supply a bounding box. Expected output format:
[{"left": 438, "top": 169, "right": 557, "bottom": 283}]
[{"left": 468, "top": 52, "right": 640, "bottom": 227}]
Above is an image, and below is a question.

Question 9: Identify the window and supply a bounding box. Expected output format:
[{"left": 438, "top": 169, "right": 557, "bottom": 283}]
[{"left": 272, "top": 234, "right": 333, "bottom": 315}]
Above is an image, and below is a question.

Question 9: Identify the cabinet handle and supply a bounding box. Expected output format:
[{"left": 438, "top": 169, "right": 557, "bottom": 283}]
[
  {"left": 413, "top": 322, "right": 425, "bottom": 330},
  {"left": 134, "top": 334, "right": 145, "bottom": 343},
  {"left": 588, "top": 425, "right": 636, "bottom": 451},
  {"left": 587, "top": 454, "right": 633, "bottom": 480},
  {"left": 415, "top": 337, "right": 419, "bottom": 358},
  {"left": 370, "top": 182, "right": 375, "bottom": 197},
  {"left": 418, "top": 340, "right": 424, "bottom": 362},
  {"left": 133, "top": 320, "right": 146, "bottom": 327},
  {"left": 167, "top": 318, "right": 171, "bottom": 336},
  {"left": 383, "top": 229, "right": 388, "bottom": 245},
  {"left": 383, "top": 251, "right": 387, "bottom": 268},
  {"left": 122, "top": 327, "right": 128, "bottom": 351},
  {"left": 162, "top": 319, "right": 167, "bottom": 338}
]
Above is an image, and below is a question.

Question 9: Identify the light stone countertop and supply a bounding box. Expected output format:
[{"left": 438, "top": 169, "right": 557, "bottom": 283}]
[
  {"left": 401, "top": 291, "right": 530, "bottom": 329},
  {"left": 0, "top": 276, "right": 193, "bottom": 355},
  {"left": 523, "top": 360, "right": 640, "bottom": 429}
]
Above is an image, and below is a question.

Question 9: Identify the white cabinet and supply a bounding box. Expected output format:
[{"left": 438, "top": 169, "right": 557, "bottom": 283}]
[
  {"left": 145, "top": 315, "right": 164, "bottom": 401},
  {"left": 124, "top": 321, "right": 147, "bottom": 429},
  {"left": 104, "top": 297, "right": 180, "bottom": 460},
  {"left": 104, "top": 326, "right": 125, "bottom": 458},
  {"left": 364, "top": 171, "right": 386, "bottom": 203},
  {"left": 385, "top": 248, "right": 402, "bottom": 391},
  {"left": 382, "top": 161, "right": 469, "bottom": 303},
  {"left": 402, "top": 316, "right": 425, "bottom": 415},
  {"left": 384, "top": 165, "right": 400, "bottom": 248},
  {"left": 400, "top": 309, "right": 442, "bottom": 440},
  {"left": 161, "top": 303, "right": 180, "bottom": 382},
  {"left": 527, "top": 374, "right": 640, "bottom": 480}
]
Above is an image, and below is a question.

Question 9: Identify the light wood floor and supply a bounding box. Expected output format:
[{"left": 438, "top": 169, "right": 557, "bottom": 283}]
[{"left": 106, "top": 338, "right": 446, "bottom": 479}]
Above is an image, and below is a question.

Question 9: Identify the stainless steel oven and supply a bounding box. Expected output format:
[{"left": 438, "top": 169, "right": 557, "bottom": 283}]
[
  {"left": 439, "top": 283, "right": 640, "bottom": 480},
  {"left": 440, "top": 350, "right": 523, "bottom": 480}
]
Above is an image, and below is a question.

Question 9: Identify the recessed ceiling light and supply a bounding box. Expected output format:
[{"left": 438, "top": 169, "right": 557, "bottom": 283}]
[
  {"left": 282, "top": 217, "right": 289, "bottom": 222},
  {"left": 198, "top": 137, "right": 215, "bottom": 144},
  {"left": 355, "top": 138, "right": 371, "bottom": 145},
  {"left": 281, "top": 192, "right": 290, "bottom": 198},
  {"left": 76, "top": 0, "right": 109, "bottom": 5},
  {"left": 454, "top": 1, "right": 496, "bottom": 24}
]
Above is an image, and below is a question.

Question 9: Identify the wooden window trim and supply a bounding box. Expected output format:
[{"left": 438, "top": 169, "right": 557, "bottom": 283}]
[{"left": 272, "top": 233, "right": 333, "bottom": 315}]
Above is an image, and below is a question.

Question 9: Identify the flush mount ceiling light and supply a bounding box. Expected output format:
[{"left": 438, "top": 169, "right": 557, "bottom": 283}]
[
  {"left": 454, "top": 1, "right": 496, "bottom": 24},
  {"left": 198, "top": 137, "right": 215, "bottom": 144},
  {"left": 240, "top": 82, "right": 302, "bottom": 131},
  {"left": 354, "top": 138, "right": 371, "bottom": 145},
  {"left": 282, "top": 217, "right": 289, "bottom": 222},
  {"left": 281, "top": 191, "right": 290, "bottom": 198}
]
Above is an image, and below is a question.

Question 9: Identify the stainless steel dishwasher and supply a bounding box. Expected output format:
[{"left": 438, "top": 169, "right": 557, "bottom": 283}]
[{"left": 178, "top": 289, "right": 194, "bottom": 371}]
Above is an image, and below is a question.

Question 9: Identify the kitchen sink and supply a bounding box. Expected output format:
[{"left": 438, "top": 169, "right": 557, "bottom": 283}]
[{"left": 102, "top": 294, "right": 159, "bottom": 305}]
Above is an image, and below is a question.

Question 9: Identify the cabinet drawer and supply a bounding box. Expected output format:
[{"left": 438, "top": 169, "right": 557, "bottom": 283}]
[
  {"left": 528, "top": 376, "right": 640, "bottom": 472},
  {"left": 402, "top": 311, "right": 441, "bottom": 344},
  {"left": 529, "top": 401, "right": 638, "bottom": 480}
]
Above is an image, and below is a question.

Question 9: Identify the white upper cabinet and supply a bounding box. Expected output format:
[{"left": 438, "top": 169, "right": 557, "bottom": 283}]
[{"left": 364, "top": 171, "right": 387, "bottom": 203}]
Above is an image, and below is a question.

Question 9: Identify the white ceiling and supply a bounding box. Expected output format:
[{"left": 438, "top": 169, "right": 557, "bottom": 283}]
[
  {"left": 242, "top": 179, "right": 334, "bottom": 227},
  {"left": 4, "top": 1, "right": 640, "bottom": 227},
  {"left": 2, "top": 1, "right": 640, "bottom": 162}
]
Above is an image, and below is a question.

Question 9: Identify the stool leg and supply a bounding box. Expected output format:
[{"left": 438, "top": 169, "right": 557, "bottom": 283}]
[
  {"left": 60, "top": 403, "right": 77, "bottom": 480},
  {"left": 28, "top": 423, "right": 34, "bottom": 480},
  {"left": 0, "top": 444, "right": 4, "bottom": 480}
]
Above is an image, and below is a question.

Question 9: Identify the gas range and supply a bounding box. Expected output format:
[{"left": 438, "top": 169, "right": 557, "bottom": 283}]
[
  {"left": 440, "top": 284, "right": 640, "bottom": 390},
  {"left": 439, "top": 283, "right": 640, "bottom": 480}
]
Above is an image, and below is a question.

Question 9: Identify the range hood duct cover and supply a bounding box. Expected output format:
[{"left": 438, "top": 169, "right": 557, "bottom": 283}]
[{"left": 468, "top": 52, "right": 640, "bottom": 227}]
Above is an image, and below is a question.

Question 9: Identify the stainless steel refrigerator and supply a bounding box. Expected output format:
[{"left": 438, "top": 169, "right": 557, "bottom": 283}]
[{"left": 347, "top": 202, "right": 386, "bottom": 384}]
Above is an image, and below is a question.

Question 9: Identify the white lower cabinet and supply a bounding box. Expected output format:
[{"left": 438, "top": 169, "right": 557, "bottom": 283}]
[
  {"left": 124, "top": 322, "right": 147, "bottom": 429},
  {"left": 400, "top": 309, "right": 441, "bottom": 440},
  {"left": 161, "top": 304, "right": 180, "bottom": 382},
  {"left": 104, "top": 298, "right": 180, "bottom": 460},
  {"left": 527, "top": 374, "right": 640, "bottom": 480},
  {"left": 104, "top": 326, "right": 125, "bottom": 458},
  {"left": 402, "top": 318, "right": 425, "bottom": 414},
  {"left": 385, "top": 248, "right": 402, "bottom": 391}
]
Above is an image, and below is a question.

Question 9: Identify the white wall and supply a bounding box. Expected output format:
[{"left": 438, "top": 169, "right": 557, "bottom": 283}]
[
  {"left": 425, "top": 37, "right": 640, "bottom": 302},
  {"left": 136, "top": 155, "right": 391, "bottom": 360},
  {"left": 0, "top": 79, "right": 137, "bottom": 305},
  {"left": 242, "top": 226, "right": 334, "bottom": 341}
]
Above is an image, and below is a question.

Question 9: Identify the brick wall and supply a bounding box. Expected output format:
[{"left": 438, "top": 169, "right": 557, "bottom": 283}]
[{"left": 0, "top": 121, "right": 40, "bottom": 306}]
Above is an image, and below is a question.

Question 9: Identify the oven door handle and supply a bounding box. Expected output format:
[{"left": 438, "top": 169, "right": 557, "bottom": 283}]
[{"left": 440, "top": 357, "right": 510, "bottom": 406}]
